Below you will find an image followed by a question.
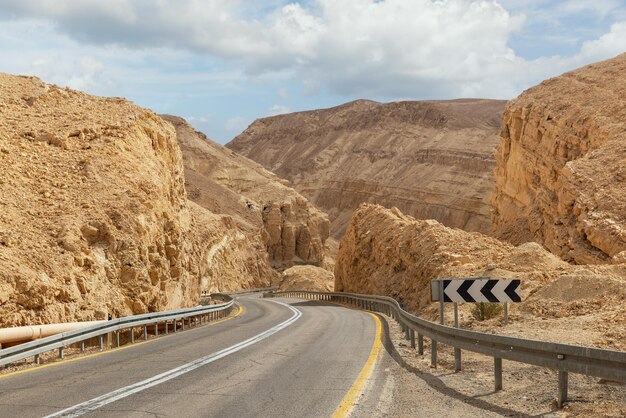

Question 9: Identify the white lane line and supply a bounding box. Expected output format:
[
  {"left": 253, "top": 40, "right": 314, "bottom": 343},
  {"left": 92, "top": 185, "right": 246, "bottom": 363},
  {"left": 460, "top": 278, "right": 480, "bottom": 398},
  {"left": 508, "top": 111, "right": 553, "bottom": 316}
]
[{"left": 44, "top": 300, "right": 301, "bottom": 418}]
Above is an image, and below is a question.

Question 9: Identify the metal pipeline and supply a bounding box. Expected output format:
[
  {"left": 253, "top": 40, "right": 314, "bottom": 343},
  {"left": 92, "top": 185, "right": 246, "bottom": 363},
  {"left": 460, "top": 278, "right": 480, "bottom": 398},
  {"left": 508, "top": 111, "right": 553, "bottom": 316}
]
[{"left": 0, "top": 321, "right": 106, "bottom": 347}]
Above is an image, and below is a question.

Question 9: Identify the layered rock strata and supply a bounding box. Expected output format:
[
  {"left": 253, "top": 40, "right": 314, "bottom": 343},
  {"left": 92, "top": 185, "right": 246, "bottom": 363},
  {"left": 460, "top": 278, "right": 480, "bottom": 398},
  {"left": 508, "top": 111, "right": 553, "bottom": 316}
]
[
  {"left": 491, "top": 53, "right": 626, "bottom": 264},
  {"left": 228, "top": 99, "right": 505, "bottom": 238},
  {"left": 162, "top": 115, "right": 330, "bottom": 270}
]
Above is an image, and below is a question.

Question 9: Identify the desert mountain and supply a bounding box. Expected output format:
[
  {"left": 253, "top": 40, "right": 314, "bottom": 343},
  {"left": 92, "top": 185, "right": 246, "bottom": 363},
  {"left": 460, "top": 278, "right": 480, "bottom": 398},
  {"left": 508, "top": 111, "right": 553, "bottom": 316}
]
[
  {"left": 0, "top": 74, "right": 268, "bottom": 326},
  {"left": 492, "top": 53, "right": 626, "bottom": 264},
  {"left": 227, "top": 99, "right": 505, "bottom": 238},
  {"left": 161, "top": 115, "right": 331, "bottom": 275},
  {"left": 335, "top": 55, "right": 626, "bottom": 350}
]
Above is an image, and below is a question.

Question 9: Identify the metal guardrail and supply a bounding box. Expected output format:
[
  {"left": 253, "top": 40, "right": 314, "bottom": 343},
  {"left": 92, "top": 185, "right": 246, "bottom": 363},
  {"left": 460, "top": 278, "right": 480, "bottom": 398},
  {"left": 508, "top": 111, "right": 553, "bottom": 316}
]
[
  {"left": 0, "top": 295, "right": 236, "bottom": 368},
  {"left": 266, "top": 290, "right": 626, "bottom": 408},
  {"left": 200, "top": 286, "right": 277, "bottom": 298},
  {"left": 220, "top": 287, "right": 278, "bottom": 296}
]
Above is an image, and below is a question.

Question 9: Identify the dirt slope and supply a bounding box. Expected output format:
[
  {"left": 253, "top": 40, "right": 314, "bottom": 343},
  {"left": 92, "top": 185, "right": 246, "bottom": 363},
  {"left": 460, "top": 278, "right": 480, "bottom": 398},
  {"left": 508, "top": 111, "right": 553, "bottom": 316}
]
[
  {"left": 492, "top": 53, "right": 626, "bottom": 264},
  {"left": 161, "top": 115, "right": 330, "bottom": 272},
  {"left": 227, "top": 99, "right": 505, "bottom": 238}
]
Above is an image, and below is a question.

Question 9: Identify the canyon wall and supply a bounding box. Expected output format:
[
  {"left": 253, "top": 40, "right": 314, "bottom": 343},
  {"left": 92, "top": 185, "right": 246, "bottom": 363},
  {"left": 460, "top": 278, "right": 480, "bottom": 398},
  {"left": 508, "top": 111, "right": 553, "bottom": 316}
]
[
  {"left": 491, "top": 53, "right": 626, "bottom": 264},
  {"left": 0, "top": 74, "right": 200, "bottom": 325},
  {"left": 227, "top": 99, "right": 505, "bottom": 238},
  {"left": 162, "top": 115, "right": 330, "bottom": 271}
]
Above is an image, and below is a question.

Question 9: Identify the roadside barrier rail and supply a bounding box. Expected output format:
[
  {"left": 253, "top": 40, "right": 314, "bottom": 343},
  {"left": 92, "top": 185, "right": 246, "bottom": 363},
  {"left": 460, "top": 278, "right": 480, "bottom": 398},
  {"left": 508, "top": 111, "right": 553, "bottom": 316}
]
[
  {"left": 0, "top": 294, "right": 236, "bottom": 368},
  {"left": 266, "top": 290, "right": 626, "bottom": 408}
]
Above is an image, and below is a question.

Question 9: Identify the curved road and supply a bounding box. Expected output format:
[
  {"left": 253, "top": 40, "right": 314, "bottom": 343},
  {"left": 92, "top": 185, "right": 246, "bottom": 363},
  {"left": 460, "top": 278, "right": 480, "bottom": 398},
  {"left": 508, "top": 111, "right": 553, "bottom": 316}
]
[{"left": 0, "top": 296, "right": 381, "bottom": 418}]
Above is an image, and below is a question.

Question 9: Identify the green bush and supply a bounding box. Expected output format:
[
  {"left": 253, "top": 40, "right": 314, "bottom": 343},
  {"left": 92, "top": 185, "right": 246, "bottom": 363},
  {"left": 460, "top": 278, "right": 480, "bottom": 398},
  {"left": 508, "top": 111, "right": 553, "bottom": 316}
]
[{"left": 471, "top": 302, "right": 503, "bottom": 321}]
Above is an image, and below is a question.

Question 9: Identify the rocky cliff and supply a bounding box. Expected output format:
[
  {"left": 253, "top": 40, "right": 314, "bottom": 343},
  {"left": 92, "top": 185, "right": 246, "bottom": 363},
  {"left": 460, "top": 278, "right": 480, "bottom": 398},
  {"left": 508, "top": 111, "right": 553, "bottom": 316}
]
[
  {"left": 336, "top": 204, "right": 626, "bottom": 349},
  {"left": 161, "top": 115, "right": 330, "bottom": 271},
  {"left": 227, "top": 99, "right": 505, "bottom": 238},
  {"left": 0, "top": 74, "right": 270, "bottom": 327},
  {"left": 491, "top": 54, "right": 626, "bottom": 264}
]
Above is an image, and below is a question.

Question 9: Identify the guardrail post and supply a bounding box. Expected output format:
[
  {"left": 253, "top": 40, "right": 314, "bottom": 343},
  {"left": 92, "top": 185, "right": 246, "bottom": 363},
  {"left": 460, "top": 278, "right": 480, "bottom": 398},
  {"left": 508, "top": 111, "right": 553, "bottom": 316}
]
[
  {"left": 98, "top": 335, "right": 103, "bottom": 351},
  {"left": 454, "top": 348, "right": 462, "bottom": 372},
  {"left": 144, "top": 325, "right": 148, "bottom": 340},
  {"left": 80, "top": 341, "right": 85, "bottom": 353},
  {"left": 181, "top": 318, "right": 185, "bottom": 330},
  {"left": 410, "top": 329, "right": 415, "bottom": 348},
  {"left": 404, "top": 323, "right": 410, "bottom": 340},
  {"left": 116, "top": 330, "right": 120, "bottom": 347},
  {"left": 34, "top": 354, "right": 40, "bottom": 365},
  {"left": 454, "top": 303, "right": 461, "bottom": 372},
  {"left": 494, "top": 357, "right": 502, "bottom": 391},
  {"left": 431, "top": 340, "right": 437, "bottom": 368},
  {"left": 418, "top": 333, "right": 424, "bottom": 355},
  {"left": 130, "top": 328, "right": 135, "bottom": 344},
  {"left": 558, "top": 371, "right": 568, "bottom": 407},
  {"left": 59, "top": 346, "right": 64, "bottom": 359},
  {"left": 155, "top": 322, "right": 159, "bottom": 336}
]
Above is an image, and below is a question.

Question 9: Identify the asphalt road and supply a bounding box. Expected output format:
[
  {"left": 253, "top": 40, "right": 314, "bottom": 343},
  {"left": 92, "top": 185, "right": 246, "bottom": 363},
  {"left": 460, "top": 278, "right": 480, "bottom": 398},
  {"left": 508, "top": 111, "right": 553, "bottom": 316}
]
[{"left": 0, "top": 296, "right": 380, "bottom": 418}]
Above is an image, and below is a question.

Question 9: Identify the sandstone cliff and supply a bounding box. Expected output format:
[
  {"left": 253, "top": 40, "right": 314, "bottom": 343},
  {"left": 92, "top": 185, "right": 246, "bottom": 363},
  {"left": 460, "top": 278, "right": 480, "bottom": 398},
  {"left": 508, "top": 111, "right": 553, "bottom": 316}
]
[
  {"left": 336, "top": 204, "right": 625, "bottom": 349},
  {"left": 227, "top": 99, "right": 505, "bottom": 238},
  {"left": 492, "top": 53, "right": 626, "bottom": 264},
  {"left": 0, "top": 74, "right": 200, "bottom": 325},
  {"left": 161, "top": 115, "right": 330, "bottom": 271}
]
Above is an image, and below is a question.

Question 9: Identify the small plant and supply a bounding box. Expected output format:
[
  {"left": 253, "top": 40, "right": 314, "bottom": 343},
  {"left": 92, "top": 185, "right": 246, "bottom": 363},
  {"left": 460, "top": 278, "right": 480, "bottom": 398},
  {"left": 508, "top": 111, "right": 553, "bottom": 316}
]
[{"left": 471, "top": 302, "right": 503, "bottom": 321}]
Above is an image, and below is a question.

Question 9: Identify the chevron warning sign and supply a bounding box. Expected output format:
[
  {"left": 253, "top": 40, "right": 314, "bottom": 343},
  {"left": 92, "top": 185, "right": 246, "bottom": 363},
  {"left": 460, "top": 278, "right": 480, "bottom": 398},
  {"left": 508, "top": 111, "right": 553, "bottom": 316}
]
[{"left": 432, "top": 278, "right": 521, "bottom": 303}]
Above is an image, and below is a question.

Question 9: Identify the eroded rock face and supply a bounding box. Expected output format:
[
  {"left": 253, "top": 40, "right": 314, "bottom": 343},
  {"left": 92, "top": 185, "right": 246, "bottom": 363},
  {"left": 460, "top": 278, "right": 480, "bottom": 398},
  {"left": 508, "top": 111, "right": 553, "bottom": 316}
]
[
  {"left": 278, "top": 265, "right": 334, "bottom": 292},
  {"left": 491, "top": 54, "right": 626, "bottom": 264},
  {"left": 186, "top": 201, "right": 272, "bottom": 293},
  {"left": 162, "top": 115, "right": 330, "bottom": 270},
  {"left": 227, "top": 99, "right": 505, "bottom": 238},
  {"left": 0, "top": 74, "right": 198, "bottom": 325},
  {"left": 335, "top": 204, "right": 515, "bottom": 311},
  {"left": 335, "top": 204, "right": 626, "bottom": 349}
]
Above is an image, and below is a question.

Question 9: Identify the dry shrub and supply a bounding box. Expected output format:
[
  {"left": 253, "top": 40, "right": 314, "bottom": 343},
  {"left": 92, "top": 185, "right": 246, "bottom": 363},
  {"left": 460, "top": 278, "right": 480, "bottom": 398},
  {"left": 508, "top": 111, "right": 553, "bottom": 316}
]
[{"left": 471, "top": 302, "right": 503, "bottom": 321}]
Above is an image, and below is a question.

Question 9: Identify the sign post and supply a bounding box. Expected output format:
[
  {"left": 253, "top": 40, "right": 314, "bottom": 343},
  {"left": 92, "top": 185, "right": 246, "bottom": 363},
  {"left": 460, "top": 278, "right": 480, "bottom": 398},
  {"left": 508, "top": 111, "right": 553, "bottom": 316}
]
[{"left": 431, "top": 277, "right": 522, "bottom": 371}]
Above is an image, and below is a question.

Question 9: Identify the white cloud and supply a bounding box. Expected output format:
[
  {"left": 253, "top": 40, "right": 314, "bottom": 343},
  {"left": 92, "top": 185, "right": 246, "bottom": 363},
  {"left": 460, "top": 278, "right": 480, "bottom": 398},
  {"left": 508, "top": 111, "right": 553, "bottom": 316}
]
[
  {"left": 225, "top": 116, "right": 249, "bottom": 132},
  {"left": 277, "top": 87, "right": 289, "bottom": 99},
  {"left": 577, "top": 22, "right": 626, "bottom": 62},
  {"left": 267, "top": 104, "right": 291, "bottom": 116},
  {"left": 0, "top": 0, "right": 625, "bottom": 100}
]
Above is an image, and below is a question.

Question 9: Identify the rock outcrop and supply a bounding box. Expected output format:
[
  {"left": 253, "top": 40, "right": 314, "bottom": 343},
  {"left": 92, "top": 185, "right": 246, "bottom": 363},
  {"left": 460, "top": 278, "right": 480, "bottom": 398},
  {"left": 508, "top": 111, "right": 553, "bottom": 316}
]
[
  {"left": 491, "top": 53, "right": 626, "bottom": 264},
  {"left": 335, "top": 204, "right": 625, "bottom": 349},
  {"left": 0, "top": 74, "right": 201, "bottom": 325},
  {"left": 186, "top": 201, "right": 270, "bottom": 294},
  {"left": 277, "top": 265, "right": 334, "bottom": 292},
  {"left": 162, "top": 115, "right": 330, "bottom": 270},
  {"left": 228, "top": 99, "right": 505, "bottom": 238}
]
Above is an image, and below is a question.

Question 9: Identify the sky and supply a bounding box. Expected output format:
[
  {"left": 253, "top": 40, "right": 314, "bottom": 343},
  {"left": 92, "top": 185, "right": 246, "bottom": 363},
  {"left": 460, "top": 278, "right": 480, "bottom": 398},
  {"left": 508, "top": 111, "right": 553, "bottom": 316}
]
[{"left": 0, "top": 0, "right": 625, "bottom": 143}]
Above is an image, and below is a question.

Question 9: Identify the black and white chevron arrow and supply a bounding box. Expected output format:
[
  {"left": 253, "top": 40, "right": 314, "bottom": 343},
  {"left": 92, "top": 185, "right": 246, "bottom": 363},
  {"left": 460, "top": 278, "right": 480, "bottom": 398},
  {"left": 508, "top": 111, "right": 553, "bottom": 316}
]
[{"left": 433, "top": 279, "right": 521, "bottom": 303}]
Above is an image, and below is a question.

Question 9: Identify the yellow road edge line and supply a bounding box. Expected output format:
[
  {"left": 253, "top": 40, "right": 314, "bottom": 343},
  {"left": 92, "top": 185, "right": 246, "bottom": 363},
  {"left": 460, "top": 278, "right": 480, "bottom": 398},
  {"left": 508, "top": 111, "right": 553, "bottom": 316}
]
[
  {"left": 331, "top": 312, "right": 382, "bottom": 418},
  {"left": 0, "top": 304, "right": 244, "bottom": 380}
]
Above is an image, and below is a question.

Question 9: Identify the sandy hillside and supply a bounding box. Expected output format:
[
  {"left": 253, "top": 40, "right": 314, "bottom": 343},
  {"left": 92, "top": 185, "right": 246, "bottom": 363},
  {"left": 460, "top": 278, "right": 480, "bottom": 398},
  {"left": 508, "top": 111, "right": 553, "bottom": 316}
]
[
  {"left": 277, "top": 265, "right": 334, "bottom": 292},
  {"left": 492, "top": 53, "right": 626, "bottom": 264},
  {"left": 227, "top": 99, "right": 505, "bottom": 239},
  {"left": 162, "top": 115, "right": 331, "bottom": 274}
]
